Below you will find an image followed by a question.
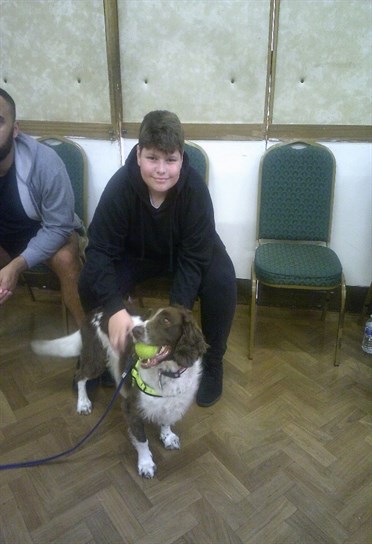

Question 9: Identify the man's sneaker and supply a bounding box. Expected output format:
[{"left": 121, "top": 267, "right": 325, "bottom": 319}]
[{"left": 196, "top": 363, "right": 223, "bottom": 407}]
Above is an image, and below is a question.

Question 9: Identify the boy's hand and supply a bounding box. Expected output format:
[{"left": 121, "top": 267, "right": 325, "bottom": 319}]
[{"left": 108, "top": 309, "right": 134, "bottom": 353}]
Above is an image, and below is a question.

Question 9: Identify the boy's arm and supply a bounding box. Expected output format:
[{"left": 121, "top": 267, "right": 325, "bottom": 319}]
[{"left": 170, "top": 181, "right": 216, "bottom": 308}]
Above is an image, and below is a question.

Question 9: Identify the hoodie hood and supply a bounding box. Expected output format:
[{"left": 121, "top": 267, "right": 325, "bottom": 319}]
[
  {"left": 14, "top": 132, "right": 38, "bottom": 187},
  {"left": 120, "top": 145, "right": 189, "bottom": 267},
  {"left": 124, "top": 145, "right": 192, "bottom": 268}
]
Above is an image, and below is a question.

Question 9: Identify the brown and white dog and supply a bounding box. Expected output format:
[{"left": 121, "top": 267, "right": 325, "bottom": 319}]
[{"left": 32, "top": 305, "right": 207, "bottom": 478}]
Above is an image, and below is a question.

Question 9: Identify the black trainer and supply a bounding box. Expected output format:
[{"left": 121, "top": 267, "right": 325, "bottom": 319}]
[
  {"left": 72, "top": 376, "right": 100, "bottom": 391},
  {"left": 196, "top": 363, "right": 223, "bottom": 407},
  {"left": 72, "top": 358, "right": 100, "bottom": 391},
  {"left": 100, "top": 369, "right": 116, "bottom": 387}
]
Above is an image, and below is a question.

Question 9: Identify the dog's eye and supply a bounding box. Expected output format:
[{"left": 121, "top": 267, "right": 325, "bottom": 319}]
[{"left": 162, "top": 317, "right": 170, "bottom": 325}]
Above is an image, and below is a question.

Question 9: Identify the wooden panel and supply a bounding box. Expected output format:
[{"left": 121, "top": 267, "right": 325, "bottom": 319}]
[
  {"left": 268, "top": 124, "right": 372, "bottom": 143},
  {"left": 19, "top": 121, "right": 114, "bottom": 140},
  {"left": 122, "top": 122, "right": 266, "bottom": 140}
]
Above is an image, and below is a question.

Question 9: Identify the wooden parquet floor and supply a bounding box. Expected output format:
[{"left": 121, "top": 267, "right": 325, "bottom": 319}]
[{"left": 0, "top": 286, "right": 371, "bottom": 544}]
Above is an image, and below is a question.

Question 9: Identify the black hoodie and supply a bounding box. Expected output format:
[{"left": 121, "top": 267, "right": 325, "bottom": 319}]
[{"left": 83, "top": 145, "right": 223, "bottom": 317}]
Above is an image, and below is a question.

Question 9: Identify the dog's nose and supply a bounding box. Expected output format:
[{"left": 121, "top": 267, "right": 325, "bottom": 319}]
[{"left": 132, "top": 325, "right": 144, "bottom": 339}]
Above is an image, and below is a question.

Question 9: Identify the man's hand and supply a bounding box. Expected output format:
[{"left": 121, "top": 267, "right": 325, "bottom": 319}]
[
  {"left": 108, "top": 309, "right": 134, "bottom": 353},
  {"left": 0, "top": 256, "right": 27, "bottom": 304}
]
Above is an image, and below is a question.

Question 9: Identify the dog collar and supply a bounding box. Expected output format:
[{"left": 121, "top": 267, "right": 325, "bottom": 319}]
[
  {"left": 131, "top": 360, "right": 187, "bottom": 397},
  {"left": 159, "top": 367, "right": 187, "bottom": 379}
]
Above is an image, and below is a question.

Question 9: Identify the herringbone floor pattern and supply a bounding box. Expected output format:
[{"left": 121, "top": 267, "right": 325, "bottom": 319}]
[{"left": 0, "top": 286, "right": 371, "bottom": 544}]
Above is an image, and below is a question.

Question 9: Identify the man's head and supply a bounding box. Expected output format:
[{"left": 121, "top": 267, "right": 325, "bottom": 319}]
[
  {"left": 0, "top": 88, "right": 19, "bottom": 168},
  {"left": 0, "top": 89, "right": 16, "bottom": 121},
  {"left": 138, "top": 110, "right": 184, "bottom": 154}
]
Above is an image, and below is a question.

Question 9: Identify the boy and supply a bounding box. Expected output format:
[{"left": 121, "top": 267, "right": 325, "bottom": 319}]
[{"left": 79, "top": 111, "right": 236, "bottom": 406}]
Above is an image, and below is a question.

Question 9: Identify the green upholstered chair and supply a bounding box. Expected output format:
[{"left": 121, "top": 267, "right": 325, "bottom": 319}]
[
  {"left": 22, "top": 136, "right": 87, "bottom": 330},
  {"left": 184, "top": 141, "right": 209, "bottom": 184},
  {"left": 38, "top": 136, "right": 86, "bottom": 221},
  {"left": 249, "top": 141, "right": 346, "bottom": 366}
]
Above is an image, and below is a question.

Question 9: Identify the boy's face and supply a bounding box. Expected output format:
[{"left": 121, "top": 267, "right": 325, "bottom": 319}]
[{"left": 137, "top": 146, "right": 183, "bottom": 199}]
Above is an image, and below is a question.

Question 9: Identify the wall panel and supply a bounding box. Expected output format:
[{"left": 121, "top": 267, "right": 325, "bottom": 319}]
[
  {"left": 272, "top": 0, "right": 372, "bottom": 125},
  {"left": 0, "top": 0, "right": 110, "bottom": 124},
  {"left": 1, "top": 0, "right": 370, "bottom": 140},
  {"left": 118, "top": 0, "right": 271, "bottom": 124}
]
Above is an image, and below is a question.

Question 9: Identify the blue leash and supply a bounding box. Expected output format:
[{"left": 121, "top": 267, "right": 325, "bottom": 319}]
[{"left": 0, "top": 368, "right": 131, "bottom": 470}]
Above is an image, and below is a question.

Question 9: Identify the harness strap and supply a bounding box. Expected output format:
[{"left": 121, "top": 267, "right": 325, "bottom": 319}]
[
  {"left": 131, "top": 360, "right": 188, "bottom": 397},
  {"left": 131, "top": 361, "right": 162, "bottom": 397}
]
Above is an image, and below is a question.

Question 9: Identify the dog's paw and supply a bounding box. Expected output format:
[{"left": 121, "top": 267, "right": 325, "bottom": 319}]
[
  {"left": 138, "top": 460, "right": 157, "bottom": 479},
  {"left": 160, "top": 428, "right": 180, "bottom": 450},
  {"left": 130, "top": 435, "right": 157, "bottom": 478},
  {"left": 77, "top": 399, "right": 92, "bottom": 415}
]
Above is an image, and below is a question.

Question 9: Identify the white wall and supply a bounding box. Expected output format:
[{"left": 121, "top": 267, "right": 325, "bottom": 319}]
[{"left": 75, "top": 138, "right": 372, "bottom": 287}]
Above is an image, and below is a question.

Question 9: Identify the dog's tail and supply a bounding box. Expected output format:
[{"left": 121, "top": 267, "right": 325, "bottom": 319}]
[{"left": 31, "top": 330, "right": 82, "bottom": 358}]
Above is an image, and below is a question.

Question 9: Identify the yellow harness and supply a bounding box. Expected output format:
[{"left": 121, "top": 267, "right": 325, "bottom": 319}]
[
  {"left": 131, "top": 359, "right": 188, "bottom": 397},
  {"left": 131, "top": 359, "right": 162, "bottom": 397}
]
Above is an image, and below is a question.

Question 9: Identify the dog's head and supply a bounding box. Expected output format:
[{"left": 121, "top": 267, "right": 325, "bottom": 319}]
[{"left": 132, "top": 305, "right": 208, "bottom": 369}]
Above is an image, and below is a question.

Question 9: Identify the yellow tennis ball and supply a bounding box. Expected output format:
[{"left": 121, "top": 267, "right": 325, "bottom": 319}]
[{"left": 135, "top": 343, "right": 158, "bottom": 359}]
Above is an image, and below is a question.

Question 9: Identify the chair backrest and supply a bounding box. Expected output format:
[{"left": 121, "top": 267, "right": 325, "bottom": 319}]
[
  {"left": 38, "top": 136, "right": 87, "bottom": 223},
  {"left": 257, "top": 141, "right": 336, "bottom": 243},
  {"left": 184, "top": 141, "right": 209, "bottom": 185}
]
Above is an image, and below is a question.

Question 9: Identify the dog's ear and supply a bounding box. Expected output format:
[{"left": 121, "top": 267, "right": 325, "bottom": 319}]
[{"left": 173, "top": 307, "right": 208, "bottom": 367}]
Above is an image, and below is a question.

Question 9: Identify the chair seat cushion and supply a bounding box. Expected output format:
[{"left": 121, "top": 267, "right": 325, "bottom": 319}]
[
  {"left": 255, "top": 243, "right": 342, "bottom": 287},
  {"left": 26, "top": 263, "right": 50, "bottom": 273}
]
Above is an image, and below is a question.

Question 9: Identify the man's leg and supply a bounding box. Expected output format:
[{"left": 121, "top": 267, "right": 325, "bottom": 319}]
[
  {"left": 197, "top": 243, "right": 237, "bottom": 407},
  {"left": 47, "top": 232, "right": 85, "bottom": 328},
  {"left": 0, "top": 247, "right": 14, "bottom": 304}
]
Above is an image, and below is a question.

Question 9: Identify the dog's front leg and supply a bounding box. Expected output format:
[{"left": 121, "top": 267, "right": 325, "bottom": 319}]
[
  {"left": 122, "top": 397, "right": 156, "bottom": 478},
  {"left": 77, "top": 379, "right": 92, "bottom": 415},
  {"left": 129, "top": 431, "right": 156, "bottom": 479},
  {"left": 160, "top": 425, "right": 180, "bottom": 449}
]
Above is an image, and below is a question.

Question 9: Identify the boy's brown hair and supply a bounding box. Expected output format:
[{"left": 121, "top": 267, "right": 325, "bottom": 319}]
[{"left": 138, "top": 110, "right": 184, "bottom": 154}]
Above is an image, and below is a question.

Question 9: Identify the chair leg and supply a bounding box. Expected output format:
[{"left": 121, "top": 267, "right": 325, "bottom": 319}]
[
  {"left": 321, "top": 291, "right": 331, "bottom": 321},
  {"left": 334, "top": 274, "right": 346, "bottom": 366},
  {"left": 62, "top": 300, "right": 69, "bottom": 334},
  {"left": 22, "top": 273, "right": 36, "bottom": 302},
  {"left": 359, "top": 282, "right": 372, "bottom": 325},
  {"left": 249, "top": 265, "right": 257, "bottom": 360}
]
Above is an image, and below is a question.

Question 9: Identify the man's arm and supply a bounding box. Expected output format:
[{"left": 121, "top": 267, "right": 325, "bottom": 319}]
[{"left": 19, "top": 144, "right": 77, "bottom": 269}]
